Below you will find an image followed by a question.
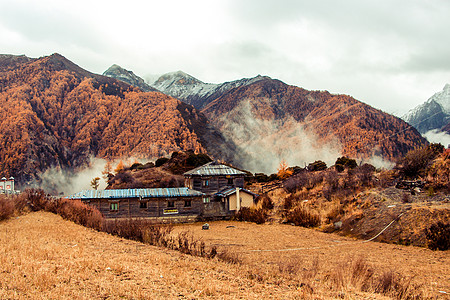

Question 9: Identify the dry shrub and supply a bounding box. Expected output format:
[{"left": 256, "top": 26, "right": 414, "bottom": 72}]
[
  {"left": 55, "top": 199, "right": 103, "bottom": 231},
  {"left": 215, "top": 248, "right": 241, "bottom": 264},
  {"left": 0, "top": 195, "right": 14, "bottom": 221},
  {"left": 25, "top": 188, "right": 49, "bottom": 211},
  {"left": 234, "top": 207, "right": 268, "bottom": 224},
  {"left": 285, "top": 205, "right": 321, "bottom": 228},
  {"left": 374, "top": 270, "right": 419, "bottom": 299},
  {"left": 278, "top": 255, "right": 302, "bottom": 275},
  {"left": 258, "top": 194, "right": 274, "bottom": 210},
  {"left": 425, "top": 221, "right": 450, "bottom": 251},
  {"left": 329, "top": 257, "right": 422, "bottom": 299},
  {"left": 103, "top": 219, "right": 161, "bottom": 243}
]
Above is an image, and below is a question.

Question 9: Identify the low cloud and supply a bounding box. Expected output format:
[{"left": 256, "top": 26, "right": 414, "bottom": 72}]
[
  {"left": 423, "top": 129, "right": 450, "bottom": 147},
  {"left": 217, "top": 100, "right": 342, "bottom": 174},
  {"left": 36, "top": 157, "right": 153, "bottom": 196},
  {"left": 36, "top": 157, "right": 108, "bottom": 196}
]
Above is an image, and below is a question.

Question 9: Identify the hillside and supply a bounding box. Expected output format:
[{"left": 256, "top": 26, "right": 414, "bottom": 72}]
[
  {"left": 201, "top": 78, "right": 427, "bottom": 173},
  {"left": 0, "top": 54, "right": 229, "bottom": 186},
  {"left": 1, "top": 211, "right": 447, "bottom": 299}
]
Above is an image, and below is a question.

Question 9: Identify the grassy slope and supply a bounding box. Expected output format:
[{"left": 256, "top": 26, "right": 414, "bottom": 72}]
[
  {"left": 1, "top": 212, "right": 449, "bottom": 299},
  {"left": 0, "top": 212, "right": 314, "bottom": 299}
]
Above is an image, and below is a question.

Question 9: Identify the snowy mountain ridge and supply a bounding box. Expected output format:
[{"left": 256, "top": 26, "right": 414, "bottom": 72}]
[
  {"left": 103, "top": 64, "right": 157, "bottom": 92},
  {"left": 402, "top": 83, "right": 450, "bottom": 134},
  {"left": 148, "top": 71, "right": 270, "bottom": 109}
]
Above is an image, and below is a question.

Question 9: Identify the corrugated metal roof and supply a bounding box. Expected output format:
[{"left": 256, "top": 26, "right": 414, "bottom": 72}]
[
  {"left": 68, "top": 187, "right": 204, "bottom": 200},
  {"left": 215, "top": 187, "right": 259, "bottom": 198},
  {"left": 184, "top": 161, "right": 246, "bottom": 176}
]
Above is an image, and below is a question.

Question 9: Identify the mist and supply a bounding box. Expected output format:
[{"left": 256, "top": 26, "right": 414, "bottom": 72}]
[
  {"left": 36, "top": 157, "right": 108, "bottom": 196},
  {"left": 424, "top": 129, "right": 450, "bottom": 147},
  {"left": 36, "top": 157, "right": 153, "bottom": 196},
  {"left": 216, "top": 100, "right": 343, "bottom": 174}
]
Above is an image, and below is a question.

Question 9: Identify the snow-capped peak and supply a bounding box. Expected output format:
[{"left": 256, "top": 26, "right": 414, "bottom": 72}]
[{"left": 429, "top": 83, "right": 450, "bottom": 114}]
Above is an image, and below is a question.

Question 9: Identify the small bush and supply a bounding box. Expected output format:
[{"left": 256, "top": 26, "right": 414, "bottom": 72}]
[
  {"left": 215, "top": 249, "right": 241, "bottom": 264},
  {"left": 401, "top": 193, "right": 411, "bottom": 204},
  {"left": 307, "top": 160, "right": 327, "bottom": 171},
  {"left": 425, "top": 221, "right": 450, "bottom": 250},
  {"left": 286, "top": 205, "right": 321, "bottom": 227},
  {"left": 155, "top": 157, "right": 169, "bottom": 167},
  {"left": 335, "top": 156, "right": 357, "bottom": 170},
  {"left": 258, "top": 195, "right": 274, "bottom": 210},
  {"left": 185, "top": 153, "right": 212, "bottom": 167},
  {"left": 56, "top": 199, "right": 103, "bottom": 231},
  {"left": 234, "top": 207, "right": 268, "bottom": 224},
  {"left": 0, "top": 195, "right": 14, "bottom": 221},
  {"left": 25, "top": 188, "right": 48, "bottom": 211}
]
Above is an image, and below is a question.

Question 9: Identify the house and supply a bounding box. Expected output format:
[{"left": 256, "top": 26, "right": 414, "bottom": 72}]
[
  {"left": 215, "top": 187, "right": 259, "bottom": 211},
  {"left": 69, "top": 162, "right": 258, "bottom": 221},
  {"left": 0, "top": 177, "right": 16, "bottom": 194},
  {"left": 69, "top": 187, "right": 205, "bottom": 221},
  {"left": 184, "top": 161, "right": 246, "bottom": 196},
  {"left": 184, "top": 161, "right": 258, "bottom": 216}
]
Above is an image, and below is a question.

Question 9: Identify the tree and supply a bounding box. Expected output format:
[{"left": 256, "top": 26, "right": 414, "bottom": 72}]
[
  {"left": 114, "top": 160, "right": 125, "bottom": 174},
  {"left": 277, "top": 160, "right": 293, "bottom": 180},
  {"left": 90, "top": 177, "right": 100, "bottom": 190}
]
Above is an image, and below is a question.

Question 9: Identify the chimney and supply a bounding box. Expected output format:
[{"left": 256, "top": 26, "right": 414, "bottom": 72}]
[{"left": 236, "top": 187, "right": 240, "bottom": 211}]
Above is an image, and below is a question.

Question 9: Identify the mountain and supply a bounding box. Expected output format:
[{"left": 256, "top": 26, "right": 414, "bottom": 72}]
[
  {"left": 403, "top": 84, "right": 450, "bottom": 134},
  {"left": 103, "top": 64, "right": 157, "bottom": 92},
  {"left": 105, "top": 67, "right": 427, "bottom": 173},
  {"left": 199, "top": 77, "right": 427, "bottom": 173},
  {"left": 0, "top": 54, "right": 230, "bottom": 186},
  {"left": 148, "top": 71, "right": 268, "bottom": 109}
]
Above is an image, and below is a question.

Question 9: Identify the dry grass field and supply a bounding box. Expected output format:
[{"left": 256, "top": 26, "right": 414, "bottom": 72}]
[{"left": 0, "top": 211, "right": 448, "bottom": 299}]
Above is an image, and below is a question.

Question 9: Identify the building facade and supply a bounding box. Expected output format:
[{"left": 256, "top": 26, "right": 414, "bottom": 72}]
[
  {"left": 0, "top": 177, "right": 15, "bottom": 194},
  {"left": 69, "top": 187, "right": 205, "bottom": 221},
  {"left": 70, "top": 162, "right": 258, "bottom": 221}
]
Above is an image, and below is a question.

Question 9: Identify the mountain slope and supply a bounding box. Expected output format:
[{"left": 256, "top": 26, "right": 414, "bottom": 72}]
[
  {"left": 200, "top": 78, "right": 427, "bottom": 173},
  {"left": 403, "top": 84, "right": 450, "bottom": 134},
  {"left": 103, "top": 64, "right": 157, "bottom": 92},
  {"left": 0, "top": 54, "right": 229, "bottom": 185}
]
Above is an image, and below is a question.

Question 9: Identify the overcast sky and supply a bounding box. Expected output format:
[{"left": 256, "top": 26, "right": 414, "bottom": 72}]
[{"left": 1, "top": 0, "right": 449, "bottom": 115}]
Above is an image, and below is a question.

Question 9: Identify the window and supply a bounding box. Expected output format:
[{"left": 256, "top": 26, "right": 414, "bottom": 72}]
[
  {"left": 167, "top": 201, "right": 175, "bottom": 208},
  {"left": 184, "top": 200, "right": 191, "bottom": 207},
  {"left": 227, "top": 178, "right": 233, "bottom": 185},
  {"left": 110, "top": 202, "right": 119, "bottom": 211},
  {"left": 203, "top": 197, "right": 210, "bottom": 203},
  {"left": 203, "top": 179, "right": 209, "bottom": 187},
  {"left": 140, "top": 201, "right": 148, "bottom": 209}
]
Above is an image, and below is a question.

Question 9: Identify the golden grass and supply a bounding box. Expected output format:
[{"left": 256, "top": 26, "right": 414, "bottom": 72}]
[{"left": 1, "top": 212, "right": 448, "bottom": 299}]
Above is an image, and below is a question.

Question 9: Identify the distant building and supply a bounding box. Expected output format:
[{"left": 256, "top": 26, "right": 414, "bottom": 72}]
[{"left": 0, "top": 177, "right": 16, "bottom": 194}]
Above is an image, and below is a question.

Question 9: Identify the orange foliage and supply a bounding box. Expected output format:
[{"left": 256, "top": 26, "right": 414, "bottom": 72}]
[
  {"left": 277, "top": 160, "right": 293, "bottom": 180},
  {"left": 0, "top": 54, "right": 206, "bottom": 184}
]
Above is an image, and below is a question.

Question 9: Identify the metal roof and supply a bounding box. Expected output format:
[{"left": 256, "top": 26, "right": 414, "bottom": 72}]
[
  {"left": 215, "top": 187, "right": 259, "bottom": 198},
  {"left": 68, "top": 187, "right": 204, "bottom": 200},
  {"left": 184, "top": 161, "right": 246, "bottom": 176}
]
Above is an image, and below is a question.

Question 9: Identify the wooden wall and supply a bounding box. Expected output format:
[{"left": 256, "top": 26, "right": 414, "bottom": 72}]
[
  {"left": 84, "top": 196, "right": 203, "bottom": 219},
  {"left": 186, "top": 175, "right": 245, "bottom": 195}
]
